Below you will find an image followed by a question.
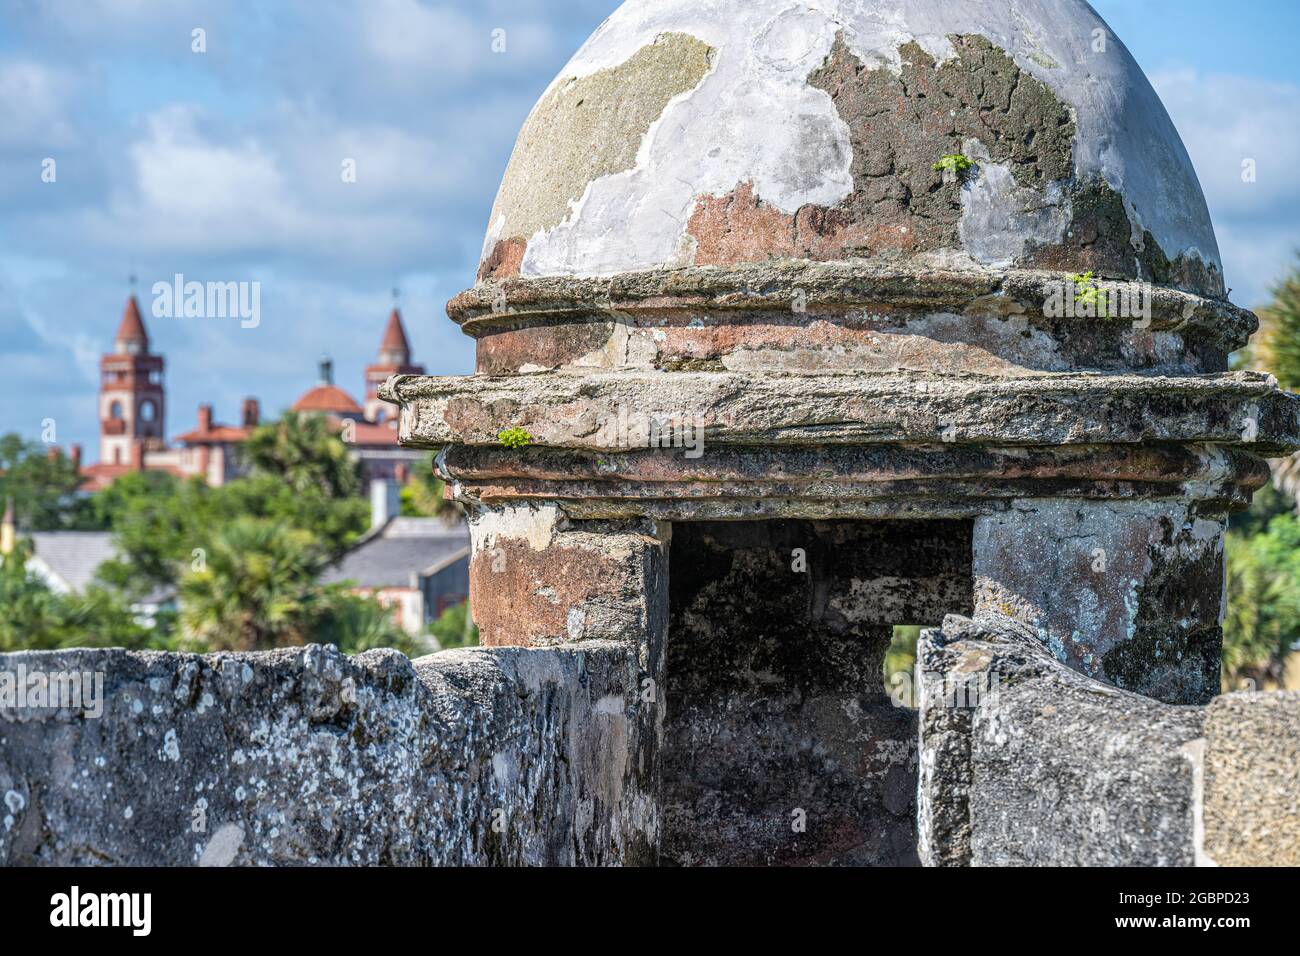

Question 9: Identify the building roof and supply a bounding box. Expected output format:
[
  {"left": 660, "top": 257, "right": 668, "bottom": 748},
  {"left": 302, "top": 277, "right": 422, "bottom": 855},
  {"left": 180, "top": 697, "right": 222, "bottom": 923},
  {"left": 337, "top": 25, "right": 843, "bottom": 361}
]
[
  {"left": 175, "top": 423, "right": 250, "bottom": 445},
  {"left": 79, "top": 462, "right": 134, "bottom": 493},
  {"left": 116, "top": 295, "right": 149, "bottom": 349},
  {"left": 293, "top": 384, "right": 364, "bottom": 416},
  {"left": 320, "top": 518, "right": 469, "bottom": 590},
  {"left": 28, "top": 531, "right": 117, "bottom": 593},
  {"left": 478, "top": 0, "right": 1222, "bottom": 296},
  {"left": 28, "top": 531, "right": 175, "bottom": 605}
]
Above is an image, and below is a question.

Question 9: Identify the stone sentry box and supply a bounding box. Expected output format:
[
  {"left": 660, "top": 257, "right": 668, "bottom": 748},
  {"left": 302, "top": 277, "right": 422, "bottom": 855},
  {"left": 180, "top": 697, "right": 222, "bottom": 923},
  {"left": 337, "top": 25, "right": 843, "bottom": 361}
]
[{"left": 379, "top": 0, "right": 1300, "bottom": 866}]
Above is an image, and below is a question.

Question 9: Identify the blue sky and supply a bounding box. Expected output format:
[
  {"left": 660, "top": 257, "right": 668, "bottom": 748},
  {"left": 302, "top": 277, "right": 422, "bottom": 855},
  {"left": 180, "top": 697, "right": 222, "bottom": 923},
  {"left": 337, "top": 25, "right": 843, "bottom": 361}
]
[{"left": 2, "top": 0, "right": 1299, "bottom": 458}]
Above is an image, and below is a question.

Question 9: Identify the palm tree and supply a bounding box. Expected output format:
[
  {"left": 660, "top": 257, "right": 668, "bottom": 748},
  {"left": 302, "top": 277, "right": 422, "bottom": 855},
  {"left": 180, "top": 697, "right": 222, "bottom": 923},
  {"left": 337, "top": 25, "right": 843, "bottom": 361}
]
[
  {"left": 243, "top": 412, "right": 362, "bottom": 499},
  {"left": 180, "top": 517, "right": 325, "bottom": 651},
  {"left": 1255, "top": 264, "right": 1300, "bottom": 391},
  {"left": 1223, "top": 527, "right": 1300, "bottom": 689}
]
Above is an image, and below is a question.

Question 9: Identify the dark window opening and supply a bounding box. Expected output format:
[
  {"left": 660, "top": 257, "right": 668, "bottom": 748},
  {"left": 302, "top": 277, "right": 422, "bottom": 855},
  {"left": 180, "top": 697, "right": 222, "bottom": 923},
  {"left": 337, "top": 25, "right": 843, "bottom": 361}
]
[{"left": 661, "top": 518, "right": 973, "bottom": 867}]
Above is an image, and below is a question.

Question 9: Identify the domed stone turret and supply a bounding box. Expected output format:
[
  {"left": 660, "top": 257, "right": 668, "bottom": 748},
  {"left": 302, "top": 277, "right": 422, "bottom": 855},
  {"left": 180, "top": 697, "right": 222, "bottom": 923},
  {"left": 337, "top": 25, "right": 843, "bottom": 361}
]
[
  {"left": 386, "top": 0, "right": 1300, "bottom": 866},
  {"left": 479, "top": 0, "right": 1220, "bottom": 297},
  {"left": 449, "top": 0, "right": 1263, "bottom": 381}
]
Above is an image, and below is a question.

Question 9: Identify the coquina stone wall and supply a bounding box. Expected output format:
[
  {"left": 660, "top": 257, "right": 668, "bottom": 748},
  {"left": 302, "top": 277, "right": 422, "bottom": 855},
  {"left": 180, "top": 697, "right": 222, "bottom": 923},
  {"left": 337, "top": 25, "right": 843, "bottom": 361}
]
[
  {"left": 0, "top": 641, "right": 658, "bottom": 866},
  {"left": 5, "top": 608, "right": 1297, "bottom": 866},
  {"left": 918, "top": 613, "right": 1300, "bottom": 867}
]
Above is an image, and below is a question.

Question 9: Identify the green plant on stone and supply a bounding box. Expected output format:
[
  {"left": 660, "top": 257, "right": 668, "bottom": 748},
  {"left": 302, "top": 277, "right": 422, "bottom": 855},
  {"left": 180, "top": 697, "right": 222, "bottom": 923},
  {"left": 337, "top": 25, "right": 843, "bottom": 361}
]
[
  {"left": 932, "top": 153, "right": 974, "bottom": 179},
  {"left": 498, "top": 427, "right": 534, "bottom": 450},
  {"left": 1070, "top": 271, "right": 1110, "bottom": 319}
]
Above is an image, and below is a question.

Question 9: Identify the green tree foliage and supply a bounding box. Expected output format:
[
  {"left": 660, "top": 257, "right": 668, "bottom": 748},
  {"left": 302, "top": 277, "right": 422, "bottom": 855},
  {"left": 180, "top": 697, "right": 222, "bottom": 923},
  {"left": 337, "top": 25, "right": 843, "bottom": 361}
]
[
  {"left": 1, "top": 411, "right": 386, "bottom": 655},
  {"left": 1254, "top": 262, "right": 1300, "bottom": 391},
  {"left": 0, "top": 434, "right": 97, "bottom": 531},
  {"left": 243, "top": 411, "right": 362, "bottom": 498},
  {"left": 94, "top": 458, "right": 366, "bottom": 602},
  {"left": 1222, "top": 260, "right": 1300, "bottom": 686},
  {"left": 93, "top": 471, "right": 194, "bottom": 599},
  {"left": 313, "top": 589, "right": 425, "bottom": 656},
  {"left": 1223, "top": 513, "right": 1300, "bottom": 689},
  {"left": 179, "top": 517, "right": 325, "bottom": 651},
  {"left": 399, "top": 451, "right": 462, "bottom": 523},
  {"left": 0, "top": 542, "right": 175, "bottom": 652},
  {"left": 429, "top": 600, "right": 479, "bottom": 650}
]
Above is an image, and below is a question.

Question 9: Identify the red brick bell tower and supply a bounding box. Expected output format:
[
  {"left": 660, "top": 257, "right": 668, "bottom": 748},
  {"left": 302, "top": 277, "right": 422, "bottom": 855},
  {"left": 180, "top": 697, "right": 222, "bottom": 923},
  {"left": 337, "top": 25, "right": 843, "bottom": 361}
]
[
  {"left": 363, "top": 307, "right": 423, "bottom": 423},
  {"left": 99, "top": 295, "right": 165, "bottom": 467}
]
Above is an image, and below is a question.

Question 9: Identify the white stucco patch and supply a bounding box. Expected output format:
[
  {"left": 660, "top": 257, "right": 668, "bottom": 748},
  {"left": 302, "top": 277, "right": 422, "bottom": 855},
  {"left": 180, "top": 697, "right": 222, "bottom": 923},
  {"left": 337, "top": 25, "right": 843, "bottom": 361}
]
[
  {"left": 959, "top": 141, "right": 1072, "bottom": 267},
  {"left": 470, "top": 503, "right": 564, "bottom": 552}
]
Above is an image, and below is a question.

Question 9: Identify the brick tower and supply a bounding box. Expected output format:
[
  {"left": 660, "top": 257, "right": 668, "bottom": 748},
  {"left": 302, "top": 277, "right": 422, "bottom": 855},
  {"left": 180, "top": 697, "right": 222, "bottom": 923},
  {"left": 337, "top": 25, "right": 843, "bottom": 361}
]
[
  {"left": 99, "top": 295, "right": 165, "bottom": 467},
  {"left": 363, "top": 308, "right": 423, "bottom": 424}
]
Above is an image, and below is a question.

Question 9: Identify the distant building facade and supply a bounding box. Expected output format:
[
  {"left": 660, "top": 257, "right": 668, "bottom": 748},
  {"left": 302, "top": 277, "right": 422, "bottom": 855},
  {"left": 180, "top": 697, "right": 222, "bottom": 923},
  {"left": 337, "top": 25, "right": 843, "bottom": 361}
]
[
  {"left": 289, "top": 309, "right": 427, "bottom": 484},
  {"left": 80, "top": 297, "right": 427, "bottom": 491},
  {"left": 320, "top": 480, "right": 469, "bottom": 637}
]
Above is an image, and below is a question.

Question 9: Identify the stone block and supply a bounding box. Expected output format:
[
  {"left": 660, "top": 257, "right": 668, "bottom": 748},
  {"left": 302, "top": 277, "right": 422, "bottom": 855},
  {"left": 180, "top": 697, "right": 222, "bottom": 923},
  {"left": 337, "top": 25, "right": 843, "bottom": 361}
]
[{"left": 918, "top": 614, "right": 1205, "bottom": 866}]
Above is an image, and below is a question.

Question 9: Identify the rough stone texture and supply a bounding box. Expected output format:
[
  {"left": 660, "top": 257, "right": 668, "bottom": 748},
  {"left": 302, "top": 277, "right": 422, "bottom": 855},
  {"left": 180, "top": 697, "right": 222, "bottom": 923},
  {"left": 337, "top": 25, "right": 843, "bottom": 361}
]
[
  {"left": 661, "top": 520, "right": 969, "bottom": 865},
  {"left": 466, "top": 504, "right": 668, "bottom": 648},
  {"left": 390, "top": 369, "right": 1300, "bottom": 456},
  {"left": 1203, "top": 692, "right": 1300, "bottom": 867},
  {"left": 481, "top": 31, "right": 714, "bottom": 280},
  {"left": 919, "top": 613, "right": 1300, "bottom": 866},
  {"left": 8, "top": 0, "right": 1300, "bottom": 874},
  {"left": 918, "top": 614, "right": 1205, "bottom": 866},
  {"left": 473, "top": 309, "right": 1231, "bottom": 379},
  {"left": 0, "top": 642, "right": 659, "bottom": 866},
  {"left": 973, "top": 499, "right": 1226, "bottom": 704},
  {"left": 685, "top": 34, "right": 1078, "bottom": 272},
  {"left": 437, "top": 442, "right": 1268, "bottom": 523},
  {"left": 449, "top": 263, "right": 1255, "bottom": 361}
]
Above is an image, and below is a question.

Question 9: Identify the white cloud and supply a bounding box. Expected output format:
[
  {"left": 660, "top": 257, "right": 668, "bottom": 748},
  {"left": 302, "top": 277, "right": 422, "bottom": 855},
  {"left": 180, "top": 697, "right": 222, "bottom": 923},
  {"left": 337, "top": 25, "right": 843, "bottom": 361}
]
[
  {"left": 1152, "top": 68, "right": 1300, "bottom": 307},
  {"left": 0, "top": 59, "right": 78, "bottom": 147},
  {"left": 128, "top": 107, "right": 290, "bottom": 228}
]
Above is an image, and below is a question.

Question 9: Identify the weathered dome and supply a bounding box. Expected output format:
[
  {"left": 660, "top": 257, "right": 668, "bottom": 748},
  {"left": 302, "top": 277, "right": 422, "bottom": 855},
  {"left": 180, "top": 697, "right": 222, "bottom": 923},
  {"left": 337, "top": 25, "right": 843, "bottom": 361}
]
[{"left": 479, "top": 0, "right": 1222, "bottom": 297}]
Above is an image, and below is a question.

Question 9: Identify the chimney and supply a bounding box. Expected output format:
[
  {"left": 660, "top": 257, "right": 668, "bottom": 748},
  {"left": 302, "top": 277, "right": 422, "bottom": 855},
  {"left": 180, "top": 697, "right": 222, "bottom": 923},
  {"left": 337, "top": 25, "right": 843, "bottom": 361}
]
[
  {"left": 70, "top": 444, "right": 82, "bottom": 471},
  {"left": 242, "top": 397, "right": 260, "bottom": 428},
  {"left": 319, "top": 357, "right": 334, "bottom": 386},
  {"left": 370, "top": 477, "right": 400, "bottom": 531},
  {"left": 1, "top": 497, "right": 14, "bottom": 557},
  {"left": 198, "top": 404, "right": 214, "bottom": 433}
]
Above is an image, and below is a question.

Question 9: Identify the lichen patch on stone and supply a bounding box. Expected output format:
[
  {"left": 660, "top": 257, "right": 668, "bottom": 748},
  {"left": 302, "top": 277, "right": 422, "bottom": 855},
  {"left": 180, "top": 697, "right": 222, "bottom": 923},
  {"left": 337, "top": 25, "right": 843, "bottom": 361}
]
[{"left": 481, "top": 32, "right": 714, "bottom": 280}]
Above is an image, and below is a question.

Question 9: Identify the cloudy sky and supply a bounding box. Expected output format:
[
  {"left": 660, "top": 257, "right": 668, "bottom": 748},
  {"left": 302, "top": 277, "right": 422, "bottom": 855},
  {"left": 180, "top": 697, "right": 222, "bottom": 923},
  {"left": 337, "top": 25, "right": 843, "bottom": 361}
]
[{"left": 3, "top": 0, "right": 1299, "bottom": 458}]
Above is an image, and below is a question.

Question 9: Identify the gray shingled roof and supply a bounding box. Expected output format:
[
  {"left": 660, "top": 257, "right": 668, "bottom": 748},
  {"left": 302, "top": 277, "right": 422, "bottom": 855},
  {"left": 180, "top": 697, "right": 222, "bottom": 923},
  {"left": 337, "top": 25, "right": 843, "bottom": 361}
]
[
  {"left": 28, "top": 532, "right": 119, "bottom": 593},
  {"left": 28, "top": 531, "right": 175, "bottom": 605},
  {"left": 320, "top": 518, "right": 469, "bottom": 589}
]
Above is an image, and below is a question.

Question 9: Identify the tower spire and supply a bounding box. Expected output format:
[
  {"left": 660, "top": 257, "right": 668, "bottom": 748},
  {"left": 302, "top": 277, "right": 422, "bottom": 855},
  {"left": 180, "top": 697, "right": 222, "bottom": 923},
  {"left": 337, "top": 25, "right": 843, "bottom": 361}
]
[{"left": 115, "top": 292, "right": 149, "bottom": 355}]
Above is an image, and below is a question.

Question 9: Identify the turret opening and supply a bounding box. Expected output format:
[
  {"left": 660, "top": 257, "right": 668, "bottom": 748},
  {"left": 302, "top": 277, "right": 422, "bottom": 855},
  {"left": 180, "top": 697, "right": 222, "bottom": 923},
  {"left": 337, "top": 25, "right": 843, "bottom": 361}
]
[{"left": 661, "top": 518, "right": 973, "bottom": 866}]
